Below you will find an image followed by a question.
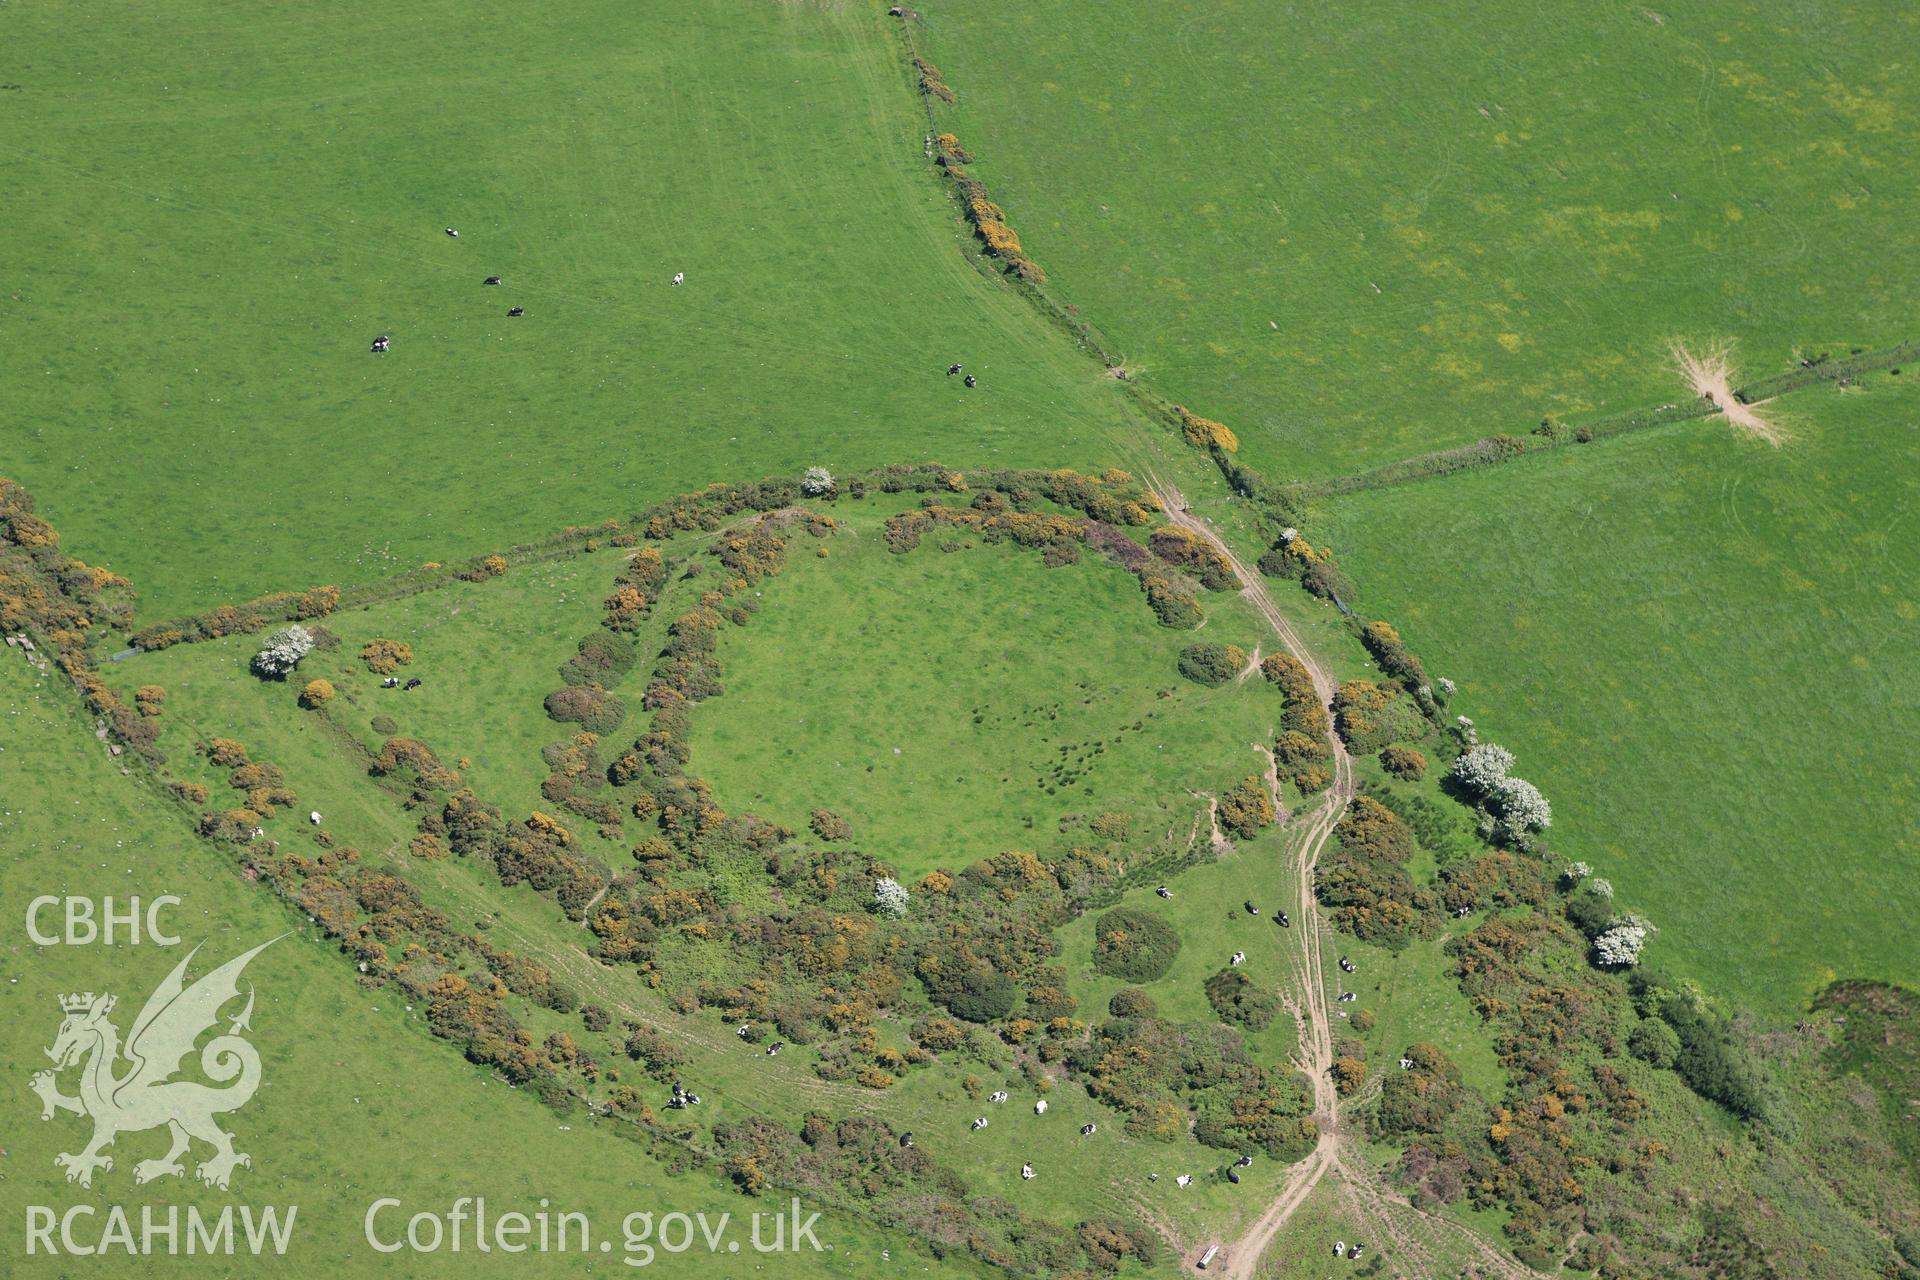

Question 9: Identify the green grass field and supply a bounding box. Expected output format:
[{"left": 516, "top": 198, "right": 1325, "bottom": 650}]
[
  {"left": 0, "top": 656, "right": 978, "bottom": 1280},
  {"left": 1315, "top": 374, "right": 1920, "bottom": 1017},
  {"left": 1, "top": 0, "right": 1159, "bottom": 620},
  {"left": 83, "top": 505, "right": 1325, "bottom": 1253},
  {"left": 9, "top": 0, "right": 1920, "bottom": 1272},
  {"left": 913, "top": 0, "right": 1920, "bottom": 479},
  {"left": 697, "top": 522, "right": 1278, "bottom": 880}
]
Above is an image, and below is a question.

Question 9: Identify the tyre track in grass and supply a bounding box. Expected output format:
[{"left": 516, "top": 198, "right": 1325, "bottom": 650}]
[{"left": 1148, "top": 475, "right": 1535, "bottom": 1280}]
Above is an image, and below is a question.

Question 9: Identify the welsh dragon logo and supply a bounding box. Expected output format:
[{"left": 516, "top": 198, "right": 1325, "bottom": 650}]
[{"left": 29, "top": 937, "right": 279, "bottom": 1190}]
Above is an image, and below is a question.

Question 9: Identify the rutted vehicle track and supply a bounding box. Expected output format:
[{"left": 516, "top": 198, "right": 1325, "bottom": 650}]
[{"left": 1149, "top": 477, "right": 1534, "bottom": 1280}]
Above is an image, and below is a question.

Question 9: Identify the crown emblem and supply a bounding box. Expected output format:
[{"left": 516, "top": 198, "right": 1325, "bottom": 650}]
[{"left": 59, "top": 992, "right": 109, "bottom": 1013}]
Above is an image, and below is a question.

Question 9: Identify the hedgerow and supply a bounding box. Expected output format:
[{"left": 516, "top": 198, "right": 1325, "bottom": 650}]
[
  {"left": 1331, "top": 679, "right": 1425, "bottom": 753},
  {"left": 1315, "top": 795, "right": 1432, "bottom": 947}
]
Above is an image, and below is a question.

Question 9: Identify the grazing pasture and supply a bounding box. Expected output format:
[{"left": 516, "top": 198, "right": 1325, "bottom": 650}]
[
  {"left": 82, "top": 501, "right": 1324, "bottom": 1249},
  {"left": 911, "top": 0, "right": 1920, "bottom": 478},
  {"left": 0, "top": 0, "right": 1146, "bottom": 619},
  {"left": 1314, "top": 375, "right": 1920, "bottom": 1016},
  {"left": 8, "top": 0, "right": 1919, "bottom": 1269},
  {"left": 696, "top": 520, "right": 1277, "bottom": 880},
  {"left": 0, "top": 658, "right": 946, "bottom": 1280}
]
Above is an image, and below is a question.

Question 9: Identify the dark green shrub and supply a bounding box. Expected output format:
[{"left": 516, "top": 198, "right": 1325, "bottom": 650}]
[
  {"left": 1628, "top": 1017, "right": 1681, "bottom": 1068},
  {"left": 939, "top": 969, "right": 1019, "bottom": 1024},
  {"left": 1090, "top": 907, "right": 1181, "bottom": 982},
  {"left": 1360, "top": 620, "right": 1425, "bottom": 686},
  {"left": 1380, "top": 745, "right": 1427, "bottom": 780},
  {"left": 1315, "top": 795, "right": 1432, "bottom": 948},
  {"left": 1139, "top": 570, "right": 1203, "bottom": 628},
  {"left": 562, "top": 633, "right": 638, "bottom": 686},
  {"left": 543, "top": 684, "right": 627, "bottom": 735},
  {"left": 1256, "top": 547, "right": 1296, "bottom": 579},
  {"left": 1332, "top": 680, "right": 1424, "bottom": 753},
  {"left": 1218, "top": 775, "right": 1276, "bottom": 839},
  {"left": 1301, "top": 557, "right": 1352, "bottom": 602},
  {"left": 1178, "top": 641, "right": 1245, "bottom": 685},
  {"left": 1204, "top": 968, "right": 1279, "bottom": 1029},
  {"left": 1654, "top": 994, "right": 1770, "bottom": 1122},
  {"left": 1375, "top": 1044, "right": 1472, "bottom": 1138},
  {"left": 1563, "top": 883, "right": 1618, "bottom": 938}
]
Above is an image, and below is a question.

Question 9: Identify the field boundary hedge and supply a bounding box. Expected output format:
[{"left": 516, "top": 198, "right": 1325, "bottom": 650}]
[
  {"left": 888, "top": 11, "right": 1128, "bottom": 368},
  {"left": 1276, "top": 339, "right": 1917, "bottom": 504},
  {"left": 1733, "top": 338, "right": 1916, "bottom": 402}
]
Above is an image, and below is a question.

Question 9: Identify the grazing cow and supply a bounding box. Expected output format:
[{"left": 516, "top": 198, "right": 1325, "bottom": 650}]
[
  {"left": 972, "top": 1118, "right": 989, "bottom": 1131},
  {"left": 1277, "top": 912, "right": 1291, "bottom": 928},
  {"left": 370, "top": 336, "right": 390, "bottom": 353},
  {"left": 1080, "top": 1123, "right": 1097, "bottom": 1136},
  {"left": 1349, "top": 1245, "right": 1364, "bottom": 1261},
  {"left": 310, "top": 811, "right": 322, "bottom": 825},
  {"left": 484, "top": 276, "right": 502, "bottom": 285},
  {"left": 989, "top": 1091, "right": 1009, "bottom": 1104},
  {"left": 737, "top": 1024, "right": 751, "bottom": 1038},
  {"left": 1235, "top": 1155, "right": 1253, "bottom": 1168},
  {"left": 445, "top": 228, "right": 459, "bottom": 238},
  {"left": 382, "top": 676, "right": 400, "bottom": 688},
  {"left": 403, "top": 677, "right": 422, "bottom": 690},
  {"left": 899, "top": 1132, "right": 913, "bottom": 1148},
  {"left": 766, "top": 1042, "right": 782, "bottom": 1056},
  {"left": 1176, "top": 1175, "right": 1192, "bottom": 1188},
  {"left": 1399, "top": 1057, "right": 1413, "bottom": 1070},
  {"left": 1227, "top": 1168, "right": 1240, "bottom": 1184},
  {"left": 1244, "top": 900, "right": 1259, "bottom": 915},
  {"left": 1338, "top": 991, "right": 1356, "bottom": 1003},
  {"left": 1033, "top": 1100, "right": 1047, "bottom": 1115},
  {"left": 507, "top": 306, "right": 525, "bottom": 316},
  {"left": 1334, "top": 1241, "right": 1345, "bottom": 1258},
  {"left": 1020, "top": 1164, "right": 1034, "bottom": 1181},
  {"left": 671, "top": 272, "right": 685, "bottom": 286},
  {"left": 1156, "top": 886, "right": 1173, "bottom": 899},
  {"left": 1340, "top": 958, "right": 1355, "bottom": 973},
  {"left": 963, "top": 374, "right": 976, "bottom": 387},
  {"left": 1230, "top": 951, "right": 1246, "bottom": 967}
]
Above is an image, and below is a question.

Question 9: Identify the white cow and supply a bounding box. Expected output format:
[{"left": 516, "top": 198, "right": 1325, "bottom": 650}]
[
  {"left": 1176, "top": 1175, "right": 1193, "bottom": 1188},
  {"left": 1033, "top": 1100, "right": 1048, "bottom": 1115},
  {"left": 671, "top": 272, "right": 685, "bottom": 286}
]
